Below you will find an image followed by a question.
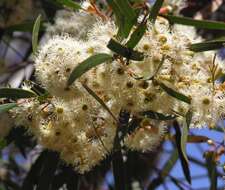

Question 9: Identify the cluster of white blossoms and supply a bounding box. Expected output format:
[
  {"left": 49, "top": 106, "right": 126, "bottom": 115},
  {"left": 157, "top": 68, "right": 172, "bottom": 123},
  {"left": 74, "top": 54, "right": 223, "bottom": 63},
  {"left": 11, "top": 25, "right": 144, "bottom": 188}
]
[{"left": 9, "top": 1, "right": 225, "bottom": 173}]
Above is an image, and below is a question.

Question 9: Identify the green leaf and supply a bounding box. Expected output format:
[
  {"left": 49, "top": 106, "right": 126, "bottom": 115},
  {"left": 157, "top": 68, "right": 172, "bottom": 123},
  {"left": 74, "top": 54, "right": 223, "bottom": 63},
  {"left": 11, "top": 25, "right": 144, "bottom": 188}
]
[
  {"left": 173, "top": 121, "right": 191, "bottom": 184},
  {"left": 126, "top": 24, "right": 147, "bottom": 49},
  {"left": 0, "top": 103, "right": 17, "bottom": 114},
  {"left": 82, "top": 84, "right": 117, "bottom": 122},
  {"left": 138, "top": 110, "right": 176, "bottom": 120},
  {"left": 107, "top": 38, "right": 144, "bottom": 61},
  {"left": 106, "top": 0, "right": 137, "bottom": 38},
  {"left": 0, "top": 139, "right": 7, "bottom": 150},
  {"left": 181, "top": 110, "right": 192, "bottom": 167},
  {"left": 158, "top": 82, "right": 191, "bottom": 104},
  {"left": 67, "top": 53, "right": 112, "bottom": 86},
  {"left": 189, "top": 38, "right": 225, "bottom": 52},
  {"left": 6, "top": 22, "right": 35, "bottom": 32},
  {"left": 205, "top": 152, "right": 217, "bottom": 190},
  {"left": 149, "top": 0, "right": 164, "bottom": 23},
  {"left": 0, "top": 88, "right": 37, "bottom": 99},
  {"left": 161, "top": 14, "right": 225, "bottom": 30},
  {"left": 32, "top": 14, "right": 42, "bottom": 54},
  {"left": 114, "top": 0, "right": 136, "bottom": 21},
  {"left": 55, "top": 0, "right": 81, "bottom": 10},
  {"left": 148, "top": 150, "right": 178, "bottom": 189}
]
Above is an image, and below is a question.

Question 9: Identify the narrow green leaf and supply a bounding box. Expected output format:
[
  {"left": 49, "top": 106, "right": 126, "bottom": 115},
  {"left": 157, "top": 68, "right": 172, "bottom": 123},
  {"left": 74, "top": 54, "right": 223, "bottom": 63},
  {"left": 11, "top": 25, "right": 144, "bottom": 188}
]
[
  {"left": 82, "top": 84, "right": 117, "bottom": 122},
  {"left": 138, "top": 110, "right": 176, "bottom": 120},
  {"left": 0, "top": 139, "right": 7, "bottom": 150},
  {"left": 189, "top": 38, "right": 225, "bottom": 52},
  {"left": 0, "top": 103, "right": 17, "bottom": 114},
  {"left": 159, "top": 82, "right": 191, "bottom": 104},
  {"left": 205, "top": 152, "right": 217, "bottom": 190},
  {"left": 67, "top": 53, "right": 112, "bottom": 86},
  {"left": 148, "top": 149, "right": 178, "bottom": 189},
  {"left": 6, "top": 22, "right": 35, "bottom": 32},
  {"left": 107, "top": 38, "right": 144, "bottom": 61},
  {"left": 0, "top": 88, "right": 37, "bottom": 99},
  {"left": 181, "top": 110, "right": 192, "bottom": 165},
  {"left": 173, "top": 121, "right": 191, "bottom": 184},
  {"left": 149, "top": 0, "right": 164, "bottom": 23},
  {"left": 114, "top": 0, "right": 136, "bottom": 21},
  {"left": 55, "top": 0, "right": 81, "bottom": 10},
  {"left": 106, "top": 0, "right": 137, "bottom": 38},
  {"left": 161, "top": 14, "right": 225, "bottom": 30},
  {"left": 32, "top": 15, "right": 42, "bottom": 54},
  {"left": 126, "top": 24, "right": 147, "bottom": 49}
]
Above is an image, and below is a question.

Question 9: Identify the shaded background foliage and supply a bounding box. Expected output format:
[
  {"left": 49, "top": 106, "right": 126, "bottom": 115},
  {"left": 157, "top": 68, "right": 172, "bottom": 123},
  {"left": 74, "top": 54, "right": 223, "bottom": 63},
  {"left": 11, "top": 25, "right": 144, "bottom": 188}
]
[{"left": 0, "top": 0, "right": 225, "bottom": 190}]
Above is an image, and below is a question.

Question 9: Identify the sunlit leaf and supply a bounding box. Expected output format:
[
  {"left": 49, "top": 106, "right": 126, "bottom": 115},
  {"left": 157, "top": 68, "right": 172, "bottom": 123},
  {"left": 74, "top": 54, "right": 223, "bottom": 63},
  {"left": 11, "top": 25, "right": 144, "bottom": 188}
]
[
  {"left": 0, "top": 88, "right": 37, "bottom": 99},
  {"left": 107, "top": 38, "right": 144, "bottom": 61},
  {"left": 149, "top": 0, "right": 164, "bottom": 23},
  {"left": 55, "top": 0, "right": 81, "bottom": 10},
  {"left": 67, "top": 53, "right": 112, "bottom": 86},
  {"left": 158, "top": 82, "right": 191, "bottom": 104},
  {"left": 32, "top": 14, "right": 42, "bottom": 54},
  {"left": 161, "top": 14, "right": 225, "bottom": 30},
  {"left": 106, "top": 0, "right": 137, "bottom": 38},
  {"left": 126, "top": 24, "right": 147, "bottom": 49},
  {"left": 0, "top": 103, "right": 17, "bottom": 114}
]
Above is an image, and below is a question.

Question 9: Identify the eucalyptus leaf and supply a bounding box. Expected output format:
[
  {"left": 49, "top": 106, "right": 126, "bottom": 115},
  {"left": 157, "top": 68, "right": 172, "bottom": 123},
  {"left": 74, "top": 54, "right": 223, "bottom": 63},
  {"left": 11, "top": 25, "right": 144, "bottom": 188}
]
[
  {"left": 106, "top": 0, "right": 137, "bottom": 38},
  {"left": 0, "top": 103, "right": 17, "bottom": 114},
  {"left": 148, "top": 149, "right": 178, "bottom": 189},
  {"left": 0, "top": 88, "right": 37, "bottom": 99},
  {"left": 67, "top": 53, "right": 112, "bottom": 86},
  {"left": 161, "top": 14, "right": 225, "bottom": 30},
  {"left": 107, "top": 38, "right": 144, "bottom": 61},
  {"left": 126, "top": 24, "right": 147, "bottom": 49},
  {"left": 173, "top": 120, "right": 191, "bottom": 184},
  {"left": 149, "top": 0, "right": 164, "bottom": 23},
  {"left": 205, "top": 152, "right": 217, "bottom": 190},
  {"left": 56, "top": 0, "right": 81, "bottom": 10},
  {"left": 32, "top": 14, "right": 42, "bottom": 54},
  {"left": 158, "top": 82, "right": 191, "bottom": 104},
  {"left": 190, "top": 38, "right": 225, "bottom": 52}
]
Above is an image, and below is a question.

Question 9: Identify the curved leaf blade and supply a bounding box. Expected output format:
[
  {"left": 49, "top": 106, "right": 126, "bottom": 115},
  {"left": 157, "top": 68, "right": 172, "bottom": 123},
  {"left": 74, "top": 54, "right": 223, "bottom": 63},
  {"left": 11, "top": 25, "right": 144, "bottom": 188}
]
[
  {"left": 32, "top": 15, "right": 42, "bottom": 54},
  {"left": 67, "top": 53, "right": 112, "bottom": 86},
  {"left": 107, "top": 38, "right": 144, "bottom": 61},
  {"left": 159, "top": 82, "right": 191, "bottom": 104},
  {"left": 56, "top": 0, "right": 81, "bottom": 10},
  {"left": 0, "top": 103, "right": 17, "bottom": 114},
  {"left": 0, "top": 88, "right": 37, "bottom": 99},
  {"left": 173, "top": 119, "right": 192, "bottom": 184},
  {"left": 126, "top": 24, "right": 147, "bottom": 49},
  {"left": 162, "top": 14, "right": 225, "bottom": 30},
  {"left": 149, "top": 0, "right": 164, "bottom": 23},
  {"left": 190, "top": 38, "right": 225, "bottom": 52}
]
